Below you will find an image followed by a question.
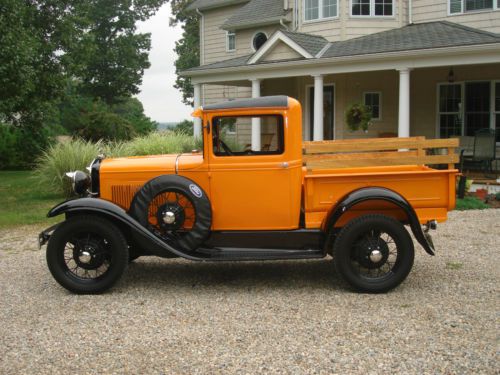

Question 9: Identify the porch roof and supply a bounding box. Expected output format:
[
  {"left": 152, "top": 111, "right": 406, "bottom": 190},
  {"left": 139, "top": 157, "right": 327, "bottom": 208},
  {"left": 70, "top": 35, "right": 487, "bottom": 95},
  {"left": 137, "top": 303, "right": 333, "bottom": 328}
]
[
  {"left": 322, "top": 21, "right": 500, "bottom": 59},
  {"left": 221, "top": 0, "right": 290, "bottom": 30},
  {"left": 183, "top": 21, "right": 500, "bottom": 75},
  {"left": 186, "top": 0, "right": 249, "bottom": 11}
]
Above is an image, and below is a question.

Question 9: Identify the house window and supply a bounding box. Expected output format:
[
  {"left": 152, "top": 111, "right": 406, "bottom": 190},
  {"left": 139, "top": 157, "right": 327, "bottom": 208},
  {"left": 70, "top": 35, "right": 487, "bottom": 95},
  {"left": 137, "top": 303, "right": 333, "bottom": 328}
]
[
  {"left": 364, "top": 92, "right": 381, "bottom": 120},
  {"left": 304, "top": 0, "right": 338, "bottom": 21},
  {"left": 252, "top": 32, "right": 268, "bottom": 51},
  {"left": 438, "top": 81, "right": 499, "bottom": 141},
  {"left": 351, "top": 0, "right": 393, "bottom": 16},
  {"left": 449, "top": 0, "right": 497, "bottom": 14},
  {"left": 226, "top": 31, "right": 236, "bottom": 52}
]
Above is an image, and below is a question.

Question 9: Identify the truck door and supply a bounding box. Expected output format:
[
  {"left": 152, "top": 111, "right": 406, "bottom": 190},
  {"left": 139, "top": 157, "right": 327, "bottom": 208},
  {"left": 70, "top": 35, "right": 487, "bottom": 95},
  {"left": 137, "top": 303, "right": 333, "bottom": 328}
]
[{"left": 207, "top": 112, "right": 302, "bottom": 231}]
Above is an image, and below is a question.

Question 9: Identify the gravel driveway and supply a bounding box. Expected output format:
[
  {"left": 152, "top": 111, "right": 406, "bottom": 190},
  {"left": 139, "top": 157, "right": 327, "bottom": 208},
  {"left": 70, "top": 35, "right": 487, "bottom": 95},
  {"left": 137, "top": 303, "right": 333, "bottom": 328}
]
[{"left": 0, "top": 210, "right": 498, "bottom": 374}]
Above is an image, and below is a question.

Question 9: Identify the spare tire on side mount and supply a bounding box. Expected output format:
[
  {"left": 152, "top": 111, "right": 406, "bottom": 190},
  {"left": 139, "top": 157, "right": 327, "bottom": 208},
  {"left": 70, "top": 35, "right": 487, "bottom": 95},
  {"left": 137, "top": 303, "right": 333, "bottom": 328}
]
[{"left": 128, "top": 175, "right": 212, "bottom": 253}]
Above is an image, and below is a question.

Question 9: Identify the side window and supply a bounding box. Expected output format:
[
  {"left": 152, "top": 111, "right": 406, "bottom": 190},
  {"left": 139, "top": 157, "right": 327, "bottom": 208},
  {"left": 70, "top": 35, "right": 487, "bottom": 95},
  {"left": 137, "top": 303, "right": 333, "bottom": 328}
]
[{"left": 212, "top": 115, "right": 284, "bottom": 156}]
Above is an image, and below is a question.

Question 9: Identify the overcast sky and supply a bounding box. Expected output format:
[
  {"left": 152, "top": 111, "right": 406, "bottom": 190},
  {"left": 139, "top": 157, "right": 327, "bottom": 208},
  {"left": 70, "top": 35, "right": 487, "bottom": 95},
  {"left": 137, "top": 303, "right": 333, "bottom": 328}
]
[{"left": 136, "top": 4, "right": 193, "bottom": 123}]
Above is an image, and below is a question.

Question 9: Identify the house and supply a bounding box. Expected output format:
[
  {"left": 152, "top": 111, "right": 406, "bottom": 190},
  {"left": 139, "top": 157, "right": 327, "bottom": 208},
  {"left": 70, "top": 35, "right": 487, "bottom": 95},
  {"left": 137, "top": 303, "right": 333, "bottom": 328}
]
[{"left": 181, "top": 0, "right": 500, "bottom": 149}]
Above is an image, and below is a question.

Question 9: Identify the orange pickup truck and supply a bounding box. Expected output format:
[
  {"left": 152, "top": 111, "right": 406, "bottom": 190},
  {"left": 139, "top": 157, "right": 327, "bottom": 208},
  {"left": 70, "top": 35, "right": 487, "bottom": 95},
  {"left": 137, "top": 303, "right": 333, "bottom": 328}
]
[{"left": 40, "top": 96, "right": 459, "bottom": 294}]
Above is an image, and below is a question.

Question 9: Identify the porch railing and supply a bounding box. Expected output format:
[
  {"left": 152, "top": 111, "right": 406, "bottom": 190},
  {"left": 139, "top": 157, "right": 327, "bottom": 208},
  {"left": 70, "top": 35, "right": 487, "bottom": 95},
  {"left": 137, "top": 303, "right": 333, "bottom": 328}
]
[{"left": 303, "top": 136, "right": 459, "bottom": 170}]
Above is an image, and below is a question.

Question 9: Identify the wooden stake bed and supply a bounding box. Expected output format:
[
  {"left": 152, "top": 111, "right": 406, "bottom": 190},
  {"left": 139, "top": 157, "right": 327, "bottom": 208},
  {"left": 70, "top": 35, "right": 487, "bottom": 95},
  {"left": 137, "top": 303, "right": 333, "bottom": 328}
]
[{"left": 303, "top": 136, "right": 459, "bottom": 171}]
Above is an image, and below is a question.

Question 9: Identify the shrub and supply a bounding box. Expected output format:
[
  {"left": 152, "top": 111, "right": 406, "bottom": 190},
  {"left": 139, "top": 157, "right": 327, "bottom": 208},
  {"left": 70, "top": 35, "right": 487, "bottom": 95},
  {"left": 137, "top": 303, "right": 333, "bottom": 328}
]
[
  {"left": 34, "top": 139, "right": 103, "bottom": 196},
  {"left": 455, "top": 196, "right": 489, "bottom": 210},
  {"left": 112, "top": 131, "right": 197, "bottom": 157},
  {"left": 34, "top": 132, "right": 198, "bottom": 197}
]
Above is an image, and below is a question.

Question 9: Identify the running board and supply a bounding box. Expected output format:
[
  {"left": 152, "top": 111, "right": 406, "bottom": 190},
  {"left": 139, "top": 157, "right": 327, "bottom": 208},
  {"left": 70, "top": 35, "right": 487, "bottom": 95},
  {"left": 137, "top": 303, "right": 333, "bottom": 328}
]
[{"left": 193, "top": 247, "right": 325, "bottom": 261}]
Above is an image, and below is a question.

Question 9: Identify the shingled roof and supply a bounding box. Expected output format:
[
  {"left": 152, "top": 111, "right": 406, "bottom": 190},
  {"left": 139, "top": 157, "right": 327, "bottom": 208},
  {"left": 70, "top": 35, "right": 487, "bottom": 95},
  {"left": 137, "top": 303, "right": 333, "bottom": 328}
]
[
  {"left": 322, "top": 21, "right": 500, "bottom": 58},
  {"left": 221, "top": 0, "right": 290, "bottom": 30},
  {"left": 183, "top": 21, "right": 500, "bottom": 73},
  {"left": 186, "top": 0, "right": 249, "bottom": 12},
  {"left": 280, "top": 30, "right": 329, "bottom": 56}
]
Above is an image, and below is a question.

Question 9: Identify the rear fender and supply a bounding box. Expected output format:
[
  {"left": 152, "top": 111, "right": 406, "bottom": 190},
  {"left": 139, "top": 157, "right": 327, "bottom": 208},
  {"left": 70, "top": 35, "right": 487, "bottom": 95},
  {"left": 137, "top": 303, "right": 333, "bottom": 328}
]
[
  {"left": 47, "top": 198, "right": 201, "bottom": 260},
  {"left": 324, "top": 187, "right": 435, "bottom": 255}
]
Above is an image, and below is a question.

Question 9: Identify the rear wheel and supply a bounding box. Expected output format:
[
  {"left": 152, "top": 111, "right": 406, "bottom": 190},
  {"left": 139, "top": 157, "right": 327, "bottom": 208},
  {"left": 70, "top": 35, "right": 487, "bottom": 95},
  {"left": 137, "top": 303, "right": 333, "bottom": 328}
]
[
  {"left": 333, "top": 214, "right": 414, "bottom": 293},
  {"left": 46, "top": 215, "right": 129, "bottom": 294}
]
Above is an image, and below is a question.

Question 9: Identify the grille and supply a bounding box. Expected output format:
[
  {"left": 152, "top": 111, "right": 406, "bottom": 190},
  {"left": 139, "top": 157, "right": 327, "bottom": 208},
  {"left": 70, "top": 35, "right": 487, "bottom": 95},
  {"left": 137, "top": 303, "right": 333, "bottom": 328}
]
[{"left": 111, "top": 185, "right": 141, "bottom": 210}]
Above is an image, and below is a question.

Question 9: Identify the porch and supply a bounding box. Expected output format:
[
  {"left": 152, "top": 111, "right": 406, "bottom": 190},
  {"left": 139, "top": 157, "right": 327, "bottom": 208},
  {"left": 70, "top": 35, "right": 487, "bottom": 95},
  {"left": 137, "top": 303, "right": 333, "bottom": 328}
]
[{"left": 194, "top": 63, "right": 500, "bottom": 145}]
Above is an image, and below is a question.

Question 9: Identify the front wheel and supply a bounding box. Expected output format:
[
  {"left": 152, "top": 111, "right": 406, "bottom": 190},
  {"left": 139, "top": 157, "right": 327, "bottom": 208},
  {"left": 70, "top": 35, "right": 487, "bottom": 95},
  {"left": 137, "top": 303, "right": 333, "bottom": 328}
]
[
  {"left": 333, "top": 214, "right": 415, "bottom": 293},
  {"left": 46, "top": 215, "right": 129, "bottom": 294}
]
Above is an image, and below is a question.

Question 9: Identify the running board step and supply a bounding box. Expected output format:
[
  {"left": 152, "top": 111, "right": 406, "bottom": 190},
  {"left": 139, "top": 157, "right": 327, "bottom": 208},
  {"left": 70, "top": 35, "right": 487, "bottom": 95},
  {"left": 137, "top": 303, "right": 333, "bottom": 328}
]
[{"left": 193, "top": 247, "right": 325, "bottom": 261}]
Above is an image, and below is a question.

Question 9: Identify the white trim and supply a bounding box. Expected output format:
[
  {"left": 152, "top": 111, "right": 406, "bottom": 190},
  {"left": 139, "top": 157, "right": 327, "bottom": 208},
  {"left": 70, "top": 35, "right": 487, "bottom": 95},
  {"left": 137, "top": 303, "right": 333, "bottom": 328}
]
[
  {"left": 186, "top": 44, "right": 500, "bottom": 83},
  {"left": 363, "top": 91, "right": 382, "bottom": 120},
  {"left": 250, "top": 31, "right": 269, "bottom": 52},
  {"left": 226, "top": 31, "right": 236, "bottom": 52},
  {"left": 305, "top": 82, "right": 335, "bottom": 141},
  {"left": 248, "top": 31, "right": 314, "bottom": 64},
  {"left": 303, "top": 0, "right": 339, "bottom": 22},
  {"left": 349, "top": 0, "right": 395, "bottom": 17},
  {"left": 315, "top": 42, "right": 332, "bottom": 58}
]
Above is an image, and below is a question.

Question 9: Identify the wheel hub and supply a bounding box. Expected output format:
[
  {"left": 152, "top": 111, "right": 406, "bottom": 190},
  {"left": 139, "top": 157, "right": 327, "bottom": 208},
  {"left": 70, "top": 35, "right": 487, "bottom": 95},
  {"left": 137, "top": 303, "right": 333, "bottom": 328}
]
[
  {"left": 73, "top": 239, "right": 106, "bottom": 270},
  {"left": 157, "top": 202, "right": 185, "bottom": 231},
  {"left": 354, "top": 236, "right": 390, "bottom": 269}
]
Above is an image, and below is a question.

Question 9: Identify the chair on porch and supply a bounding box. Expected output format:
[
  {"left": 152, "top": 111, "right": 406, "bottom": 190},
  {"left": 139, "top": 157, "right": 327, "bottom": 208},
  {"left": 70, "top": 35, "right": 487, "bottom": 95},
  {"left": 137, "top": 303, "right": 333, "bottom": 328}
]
[{"left": 460, "top": 128, "right": 497, "bottom": 173}]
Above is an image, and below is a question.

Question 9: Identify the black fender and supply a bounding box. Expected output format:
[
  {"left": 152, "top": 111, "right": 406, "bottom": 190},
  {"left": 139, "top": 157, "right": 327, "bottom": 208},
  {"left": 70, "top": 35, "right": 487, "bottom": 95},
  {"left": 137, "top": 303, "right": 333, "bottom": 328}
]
[
  {"left": 324, "top": 187, "right": 435, "bottom": 255},
  {"left": 47, "top": 198, "right": 203, "bottom": 260}
]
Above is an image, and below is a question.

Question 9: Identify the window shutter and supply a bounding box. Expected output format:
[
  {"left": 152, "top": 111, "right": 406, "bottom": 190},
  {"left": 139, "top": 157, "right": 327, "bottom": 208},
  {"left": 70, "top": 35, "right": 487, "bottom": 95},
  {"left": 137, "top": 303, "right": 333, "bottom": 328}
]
[{"left": 449, "top": 0, "right": 463, "bottom": 13}]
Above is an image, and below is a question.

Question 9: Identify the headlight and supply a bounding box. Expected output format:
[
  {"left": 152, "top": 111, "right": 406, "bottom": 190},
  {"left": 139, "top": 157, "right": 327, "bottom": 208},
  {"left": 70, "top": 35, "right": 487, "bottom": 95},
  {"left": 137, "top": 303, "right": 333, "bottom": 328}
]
[{"left": 65, "top": 171, "right": 91, "bottom": 195}]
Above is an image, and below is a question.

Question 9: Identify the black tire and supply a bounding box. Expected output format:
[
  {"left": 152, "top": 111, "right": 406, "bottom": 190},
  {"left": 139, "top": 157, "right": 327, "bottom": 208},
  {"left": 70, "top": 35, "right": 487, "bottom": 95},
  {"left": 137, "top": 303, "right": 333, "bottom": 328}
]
[
  {"left": 46, "top": 215, "right": 129, "bottom": 294},
  {"left": 128, "top": 246, "right": 142, "bottom": 263},
  {"left": 129, "top": 175, "right": 212, "bottom": 252},
  {"left": 333, "top": 214, "right": 414, "bottom": 293}
]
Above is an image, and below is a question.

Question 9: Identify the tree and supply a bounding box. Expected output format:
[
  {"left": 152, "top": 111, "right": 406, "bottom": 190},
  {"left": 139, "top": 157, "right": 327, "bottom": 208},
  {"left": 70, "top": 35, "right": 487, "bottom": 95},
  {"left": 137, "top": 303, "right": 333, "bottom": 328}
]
[
  {"left": 170, "top": 0, "right": 199, "bottom": 106},
  {"left": 68, "top": 0, "right": 166, "bottom": 104}
]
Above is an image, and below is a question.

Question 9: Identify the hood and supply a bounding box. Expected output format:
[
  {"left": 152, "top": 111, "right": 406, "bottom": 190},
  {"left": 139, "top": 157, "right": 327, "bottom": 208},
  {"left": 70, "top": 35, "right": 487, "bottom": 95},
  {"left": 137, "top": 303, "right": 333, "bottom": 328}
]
[{"left": 100, "top": 153, "right": 204, "bottom": 174}]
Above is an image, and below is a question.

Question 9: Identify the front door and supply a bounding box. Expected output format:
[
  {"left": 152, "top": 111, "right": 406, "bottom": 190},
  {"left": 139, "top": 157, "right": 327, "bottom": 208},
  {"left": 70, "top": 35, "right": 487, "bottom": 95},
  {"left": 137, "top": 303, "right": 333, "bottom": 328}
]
[
  {"left": 309, "top": 85, "right": 335, "bottom": 140},
  {"left": 207, "top": 112, "right": 302, "bottom": 231}
]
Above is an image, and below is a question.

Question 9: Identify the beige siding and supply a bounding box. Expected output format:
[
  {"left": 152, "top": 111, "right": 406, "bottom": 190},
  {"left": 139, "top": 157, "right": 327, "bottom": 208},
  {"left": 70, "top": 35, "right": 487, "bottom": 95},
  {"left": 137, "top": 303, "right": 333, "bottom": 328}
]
[
  {"left": 412, "top": 1, "right": 500, "bottom": 33},
  {"left": 297, "top": 0, "right": 408, "bottom": 41},
  {"left": 261, "top": 41, "right": 303, "bottom": 61},
  {"left": 203, "top": 6, "right": 280, "bottom": 65}
]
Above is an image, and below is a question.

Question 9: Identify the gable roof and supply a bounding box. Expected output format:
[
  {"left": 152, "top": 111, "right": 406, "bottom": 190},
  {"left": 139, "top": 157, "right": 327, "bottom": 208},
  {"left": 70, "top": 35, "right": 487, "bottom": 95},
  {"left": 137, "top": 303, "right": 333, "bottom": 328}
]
[
  {"left": 280, "top": 30, "right": 330, "bottom": 56},
  {"left": 183, "top": 21, "right": 500, "bottom": 74},
  {"left": 221, "top": 0, "right": 290, "bottom": 30},
  {"left": 186, "top": 0, "right": 249, "bottom": 12},
  {"left": 322, "top": 21, "right": 500, "bottom": 58}
]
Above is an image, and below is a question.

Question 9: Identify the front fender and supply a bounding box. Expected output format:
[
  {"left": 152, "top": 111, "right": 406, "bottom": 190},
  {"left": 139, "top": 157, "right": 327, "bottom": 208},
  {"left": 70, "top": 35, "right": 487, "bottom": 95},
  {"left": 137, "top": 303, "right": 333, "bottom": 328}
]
[
  {"left": 325, "top": 187, "right": 435, "bottom": 255},
  {"left": 47, "top": 198, "right": 202, "bottom": 260}
]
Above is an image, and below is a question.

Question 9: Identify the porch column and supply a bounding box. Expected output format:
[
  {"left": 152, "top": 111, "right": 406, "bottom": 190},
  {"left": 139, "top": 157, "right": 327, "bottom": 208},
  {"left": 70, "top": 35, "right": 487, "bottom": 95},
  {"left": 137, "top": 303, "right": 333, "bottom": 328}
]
[
  {"left": 398, "top": 68, "right": 411, "bottom": 138},
  {"left": 313, "top": 74, "right": 324, "bottom": 141},
  {"left": 193, "top": 83, "right": 202, "bottom": 138},
  {"left": 251, "top": 78, "right": 261, "bottom": 150}
]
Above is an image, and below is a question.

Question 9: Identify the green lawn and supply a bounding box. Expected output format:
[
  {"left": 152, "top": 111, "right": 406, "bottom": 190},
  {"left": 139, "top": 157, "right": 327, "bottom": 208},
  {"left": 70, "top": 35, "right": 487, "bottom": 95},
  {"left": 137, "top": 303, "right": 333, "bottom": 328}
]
[
  {"left": 0, "top": 171, "right": 63, "bottom": 228},
  {"left": 455, "top": 196, "right": 490, "bottom": 210}
]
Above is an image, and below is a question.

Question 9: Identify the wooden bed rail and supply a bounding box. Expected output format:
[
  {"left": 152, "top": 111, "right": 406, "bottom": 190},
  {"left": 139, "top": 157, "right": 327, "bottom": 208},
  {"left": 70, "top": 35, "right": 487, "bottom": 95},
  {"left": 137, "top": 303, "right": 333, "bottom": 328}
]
[{"left": 303, "top": 136, "right": 459, "bottom": 170}]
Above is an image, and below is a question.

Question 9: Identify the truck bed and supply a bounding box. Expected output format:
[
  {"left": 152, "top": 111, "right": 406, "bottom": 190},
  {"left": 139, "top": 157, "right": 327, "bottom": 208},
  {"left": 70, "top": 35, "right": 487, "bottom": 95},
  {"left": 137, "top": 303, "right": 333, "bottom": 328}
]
[{"left": 302, "top": 137, "right": 459, "bottom": 229}]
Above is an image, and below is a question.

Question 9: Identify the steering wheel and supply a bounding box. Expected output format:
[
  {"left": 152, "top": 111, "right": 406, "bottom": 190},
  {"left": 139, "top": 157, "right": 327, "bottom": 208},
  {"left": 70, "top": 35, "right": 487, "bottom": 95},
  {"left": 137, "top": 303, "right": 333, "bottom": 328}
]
[{"left": 219, "top": 139, "right": 234, "bottom": 155}]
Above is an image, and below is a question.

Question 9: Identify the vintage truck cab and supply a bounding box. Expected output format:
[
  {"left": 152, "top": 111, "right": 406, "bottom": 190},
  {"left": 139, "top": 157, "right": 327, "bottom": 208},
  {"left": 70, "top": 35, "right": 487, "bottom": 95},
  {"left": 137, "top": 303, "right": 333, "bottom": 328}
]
[{"left": 40, "top": 96, "right": 458, "bottom": 294}]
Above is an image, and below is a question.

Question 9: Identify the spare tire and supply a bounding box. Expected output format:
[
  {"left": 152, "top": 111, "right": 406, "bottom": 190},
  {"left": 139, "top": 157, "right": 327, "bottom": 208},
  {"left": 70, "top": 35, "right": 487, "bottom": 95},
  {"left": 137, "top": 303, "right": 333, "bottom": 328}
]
[{"left": 128, "top": 175, "right": 212, "bottom": 252}]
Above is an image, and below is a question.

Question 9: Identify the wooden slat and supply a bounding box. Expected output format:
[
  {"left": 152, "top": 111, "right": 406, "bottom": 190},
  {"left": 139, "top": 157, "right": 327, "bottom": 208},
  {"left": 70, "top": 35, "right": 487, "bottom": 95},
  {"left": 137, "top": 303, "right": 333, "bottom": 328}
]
[
  {"left": 303, "top": 137, "right": 458, "bottom": 154},
  {"left": 304, "top": 150, "right": 419, "bottom": 162},
  {"left": 306, "top": 154, "right": 459, "bottom": 169}
]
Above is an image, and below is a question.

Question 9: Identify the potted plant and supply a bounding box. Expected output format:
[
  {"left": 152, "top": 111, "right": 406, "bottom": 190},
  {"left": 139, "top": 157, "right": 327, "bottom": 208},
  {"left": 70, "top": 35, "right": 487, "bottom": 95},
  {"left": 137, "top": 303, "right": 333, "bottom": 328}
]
[{"left": 344, "top": 103, "right": 373, "bottom": 132}]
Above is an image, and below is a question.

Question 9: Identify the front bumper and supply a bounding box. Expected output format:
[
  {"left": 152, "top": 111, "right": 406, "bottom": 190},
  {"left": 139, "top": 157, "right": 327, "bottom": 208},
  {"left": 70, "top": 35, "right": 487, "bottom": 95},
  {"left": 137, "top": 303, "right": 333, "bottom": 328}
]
[{"left": 38, "top": 223, "right": 60, "bottom": 249}]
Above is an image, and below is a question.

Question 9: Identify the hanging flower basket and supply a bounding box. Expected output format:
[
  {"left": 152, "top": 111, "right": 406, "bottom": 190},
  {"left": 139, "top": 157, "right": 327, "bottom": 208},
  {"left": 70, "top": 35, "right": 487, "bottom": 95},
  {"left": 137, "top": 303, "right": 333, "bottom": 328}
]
[{"left": 344, "top": 103, "right": 373, "bottom": 132}]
